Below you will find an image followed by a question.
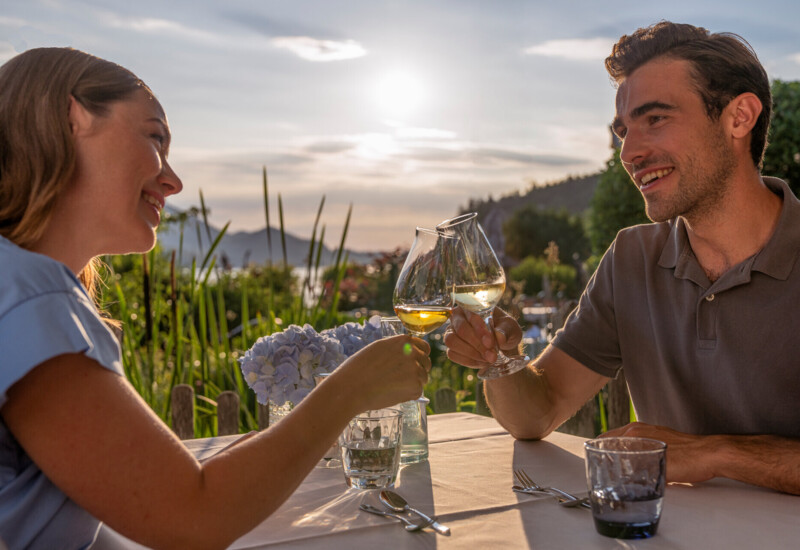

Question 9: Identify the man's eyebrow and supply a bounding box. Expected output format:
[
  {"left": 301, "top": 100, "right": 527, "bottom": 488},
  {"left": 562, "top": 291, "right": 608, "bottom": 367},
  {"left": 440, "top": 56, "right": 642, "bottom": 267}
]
[
  {"left": 630, "top": 101, "right": 676, "bottom": 119},
  {"left": 611, "top": 101, "right": 676, "bottom": 136}
]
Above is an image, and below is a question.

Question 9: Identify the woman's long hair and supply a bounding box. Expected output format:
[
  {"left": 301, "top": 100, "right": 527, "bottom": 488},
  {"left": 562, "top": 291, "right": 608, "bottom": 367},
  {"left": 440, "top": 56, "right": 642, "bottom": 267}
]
[{"left": 0, "top": 47, "right": 153, "bottom": 301}]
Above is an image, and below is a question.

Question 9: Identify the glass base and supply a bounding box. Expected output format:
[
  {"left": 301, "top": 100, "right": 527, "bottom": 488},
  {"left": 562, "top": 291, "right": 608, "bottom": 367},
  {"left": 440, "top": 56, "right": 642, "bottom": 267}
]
[
  {"left": 594, "top": 518, "right": 659, "bottom": 539},
  {"left": 478, "top": 354, "right": 529, "bottom": 380},
  {"left": 400, "top": 445, "right": 429, "bottom": 464},
  {"left": 317, "top": 457, "right": 342, "bottom": 468}
]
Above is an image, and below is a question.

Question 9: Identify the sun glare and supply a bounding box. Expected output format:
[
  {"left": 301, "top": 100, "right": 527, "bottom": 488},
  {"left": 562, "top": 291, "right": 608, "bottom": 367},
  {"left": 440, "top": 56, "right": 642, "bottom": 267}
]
[{"left": 374, "top": 71, "right": 425, "bottom": 118}]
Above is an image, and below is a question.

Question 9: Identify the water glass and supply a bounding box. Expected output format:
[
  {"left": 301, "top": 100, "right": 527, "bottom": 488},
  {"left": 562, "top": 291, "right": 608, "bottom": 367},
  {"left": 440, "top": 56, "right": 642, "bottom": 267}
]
[
  {"left": 339, "top": 409, "right": 403, "bottom": 489},
  {"left": 380, "top": 316, "right": 431, "bottom": 463},
  {"left": 398, "top": 396, "right": 430, "bottom": 464},
  {"left": 313, "top": 373, "right": 341, "bottom": 468},
  {"left": 584, "top": 437, "right": 666, "bottom": 539}
]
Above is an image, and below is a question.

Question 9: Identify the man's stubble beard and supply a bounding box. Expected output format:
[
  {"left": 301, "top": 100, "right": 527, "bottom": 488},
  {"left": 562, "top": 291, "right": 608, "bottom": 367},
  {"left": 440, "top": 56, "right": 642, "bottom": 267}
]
[{"left": 643, "top": 123, "right": 736, "bottom": 224}]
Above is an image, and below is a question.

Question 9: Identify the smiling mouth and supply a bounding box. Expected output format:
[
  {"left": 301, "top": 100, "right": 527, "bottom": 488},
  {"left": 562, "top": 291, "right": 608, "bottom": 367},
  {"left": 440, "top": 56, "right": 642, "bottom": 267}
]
[
  {"left": 639, "top": 168, "right": 674, "bottom": 189},
  {"left": 143, "top": 193, "right": 163, "bottom": 210}
]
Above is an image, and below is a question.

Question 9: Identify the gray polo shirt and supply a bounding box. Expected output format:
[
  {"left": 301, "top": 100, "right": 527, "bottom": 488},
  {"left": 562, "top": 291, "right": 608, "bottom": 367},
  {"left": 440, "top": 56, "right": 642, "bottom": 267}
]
[{"left": 552, "top": 177, "right": 800, "bottom": 437}]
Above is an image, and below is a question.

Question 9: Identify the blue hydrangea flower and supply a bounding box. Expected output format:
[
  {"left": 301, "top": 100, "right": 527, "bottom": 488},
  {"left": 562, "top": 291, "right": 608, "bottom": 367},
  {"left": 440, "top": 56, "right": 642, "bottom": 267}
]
[
  {"left": 239, "top": 316, "right": 384, "bottom": 407},
  {"left": 239, "top": 323, "right": 345, "bottom": 406}
]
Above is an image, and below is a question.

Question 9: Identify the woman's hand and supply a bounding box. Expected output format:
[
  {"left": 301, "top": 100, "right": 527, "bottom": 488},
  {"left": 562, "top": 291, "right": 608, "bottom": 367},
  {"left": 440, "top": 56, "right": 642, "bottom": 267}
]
[
  {"left": 334, "top": 334, "right": 431, "bottom": 412},
  {"left": 443, "top": 306, "right": 522, "bottom": 369}
]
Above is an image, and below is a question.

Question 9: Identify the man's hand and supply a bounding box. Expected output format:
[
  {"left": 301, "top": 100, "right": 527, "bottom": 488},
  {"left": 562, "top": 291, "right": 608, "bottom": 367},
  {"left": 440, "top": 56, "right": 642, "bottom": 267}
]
[
  {"left": 603, "top": 422, "right": 800, "bottom": 494},
  {"left": 443, "top": 306, "right": 522, "bottom": 368},
  {"left": 603, "top": 422, "right": 716, "bottom": 483}
]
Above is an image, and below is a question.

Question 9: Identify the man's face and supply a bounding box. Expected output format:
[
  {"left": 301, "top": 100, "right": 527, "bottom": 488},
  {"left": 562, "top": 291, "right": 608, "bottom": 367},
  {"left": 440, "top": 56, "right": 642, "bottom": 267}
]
[{"left": 612, "top": 57, "right": 736, "bottom": 223}]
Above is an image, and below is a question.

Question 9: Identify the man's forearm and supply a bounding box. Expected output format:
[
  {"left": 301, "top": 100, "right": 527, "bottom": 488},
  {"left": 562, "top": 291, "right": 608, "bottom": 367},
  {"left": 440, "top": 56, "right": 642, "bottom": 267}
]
[
  {"left": 484, "top": 365, "right": 560, "bottom": 440},
  {"left": 715, "top": 434, "right": 800, "bottom": 495},
  {"left": 605, "top": 423, "right": 800, "bottom": 495},
  {"left": 484, "top": 345, "right": 610, "bottom": 441}
]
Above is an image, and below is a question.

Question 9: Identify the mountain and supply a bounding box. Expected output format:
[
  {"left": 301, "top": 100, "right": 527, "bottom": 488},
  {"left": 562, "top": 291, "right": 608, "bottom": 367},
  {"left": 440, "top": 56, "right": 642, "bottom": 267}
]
[
  {"left": 158, "top": 172, "right": 600, "bottom": 268},
  {"left": 157, "top": 207, "right": 378, "bottom": 268}
]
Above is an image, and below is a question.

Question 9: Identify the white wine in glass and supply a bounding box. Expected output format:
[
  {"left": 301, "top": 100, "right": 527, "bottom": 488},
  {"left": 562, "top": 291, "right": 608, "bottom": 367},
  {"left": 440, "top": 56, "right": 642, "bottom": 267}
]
[
  {"left": 393, "top": 305, "right": 452, "bottom": 336},
  {"left": 393, "top": 228, "right": 456, "bottom": 337},
  {"left": 451, "top": 282, "right": 506, "bottom": 315},
  {"left": 436, "top": 212, "right": 529, "bottom": 380}
]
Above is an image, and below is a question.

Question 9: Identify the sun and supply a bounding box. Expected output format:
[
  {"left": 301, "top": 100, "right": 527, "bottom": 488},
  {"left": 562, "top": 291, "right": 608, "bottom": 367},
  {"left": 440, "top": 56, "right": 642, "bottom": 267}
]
[{"left": 374, "top": 71, "right": 426, "bottom": 118}]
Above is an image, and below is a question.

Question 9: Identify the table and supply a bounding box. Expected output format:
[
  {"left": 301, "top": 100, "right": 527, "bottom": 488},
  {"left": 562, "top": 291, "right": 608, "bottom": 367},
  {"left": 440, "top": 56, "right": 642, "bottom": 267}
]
[{"left": 96, "top": 413, "right": 800, "bottom": 549}]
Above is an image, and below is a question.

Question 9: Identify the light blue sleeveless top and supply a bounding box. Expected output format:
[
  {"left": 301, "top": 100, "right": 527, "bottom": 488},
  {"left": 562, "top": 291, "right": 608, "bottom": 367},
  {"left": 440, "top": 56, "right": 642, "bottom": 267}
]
[{"left": 0, "top": 236, "right": 124, "bottom": 549}]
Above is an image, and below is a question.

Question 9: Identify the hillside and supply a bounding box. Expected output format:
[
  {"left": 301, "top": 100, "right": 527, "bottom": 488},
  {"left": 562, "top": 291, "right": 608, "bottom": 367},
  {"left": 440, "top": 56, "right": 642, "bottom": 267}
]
[
  {"left": 464, "top": 173, "right": 601, "bottom": 262},
  {"left": 157, "top": 173, "right": 601, "bottom": 268},
  {"left": 157, "top": 207, "right": 377, "bottom": 268}
]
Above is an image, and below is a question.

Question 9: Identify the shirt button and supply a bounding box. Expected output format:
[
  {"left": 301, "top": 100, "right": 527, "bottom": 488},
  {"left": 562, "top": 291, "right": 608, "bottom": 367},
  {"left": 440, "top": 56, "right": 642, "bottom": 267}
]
[{"left": 705, "top": 294, "right": 715, "bottom": 302}]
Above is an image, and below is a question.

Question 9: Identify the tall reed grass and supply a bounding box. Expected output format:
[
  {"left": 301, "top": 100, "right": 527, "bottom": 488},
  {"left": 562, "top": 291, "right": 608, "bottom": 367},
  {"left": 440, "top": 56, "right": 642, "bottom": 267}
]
[{"left": 100, "top": 167, "right": 356, "bottom": 437}]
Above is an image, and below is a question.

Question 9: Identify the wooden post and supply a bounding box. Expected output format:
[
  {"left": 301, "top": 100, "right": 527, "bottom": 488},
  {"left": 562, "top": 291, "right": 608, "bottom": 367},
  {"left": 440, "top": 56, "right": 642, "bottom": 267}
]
[
  {"left": 257, "top": 403, "right": 270, "bottom": 430},
  {"left": 434, "top": 388, "right": 457, "bottom": 413},
  {"left": 171, "top": 384, "right": 195, "bottom": 440},
  {"left": 475, "top": 380, "right": 491, "bottom": 416},
  {"left": 217, "top": 391, "right": 240, "bottom": 436},
  {"left": 556, "top": 398, "right": 598, "bottom": 438},
  {"left": 605, "top": 369, "right": 631, "bottom": 430}
]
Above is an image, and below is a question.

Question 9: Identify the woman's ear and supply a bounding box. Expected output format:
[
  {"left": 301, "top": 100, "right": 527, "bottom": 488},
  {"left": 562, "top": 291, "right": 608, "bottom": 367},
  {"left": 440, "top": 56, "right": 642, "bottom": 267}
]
[
  {"left": 67, "top": 95, "right": 95, "bottom": 137},
  {"left": 727, "top": 92, "right": 763, "bottom": 139}
]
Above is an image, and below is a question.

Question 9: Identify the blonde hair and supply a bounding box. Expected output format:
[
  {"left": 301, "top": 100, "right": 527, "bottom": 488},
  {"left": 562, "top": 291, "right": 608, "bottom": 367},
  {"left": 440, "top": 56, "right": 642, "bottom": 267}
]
[{"left": 0, "top": 47, "right": 153, "bottom": 301}]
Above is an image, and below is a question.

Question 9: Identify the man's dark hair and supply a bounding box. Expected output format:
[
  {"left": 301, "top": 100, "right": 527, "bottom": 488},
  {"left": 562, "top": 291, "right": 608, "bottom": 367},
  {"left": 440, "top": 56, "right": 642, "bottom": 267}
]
[{"left": 606, "top": 21, "right": 772, "bottom": 169}]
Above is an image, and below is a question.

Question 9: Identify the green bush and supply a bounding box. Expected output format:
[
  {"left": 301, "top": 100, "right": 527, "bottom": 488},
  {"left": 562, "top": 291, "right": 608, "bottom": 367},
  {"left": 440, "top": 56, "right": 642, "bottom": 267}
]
[{"left": 509, "top": 255, "right": 579, "bottom": 299}]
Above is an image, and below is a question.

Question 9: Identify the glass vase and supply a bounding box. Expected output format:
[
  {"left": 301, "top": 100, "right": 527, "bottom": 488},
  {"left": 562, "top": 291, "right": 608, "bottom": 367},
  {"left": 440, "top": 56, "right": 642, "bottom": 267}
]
[{"left": 268, "top": 400, "right": 294, "bottom": 425}]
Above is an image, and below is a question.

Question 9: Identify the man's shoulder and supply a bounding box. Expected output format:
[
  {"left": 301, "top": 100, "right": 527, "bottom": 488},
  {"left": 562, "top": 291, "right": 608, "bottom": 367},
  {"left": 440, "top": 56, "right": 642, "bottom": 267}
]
[
  {"left": 0, "top": 238, "right": 79, "bottom": 318},
  {"left": 612, "top": 221, "right": 674, "bottom": 252}
]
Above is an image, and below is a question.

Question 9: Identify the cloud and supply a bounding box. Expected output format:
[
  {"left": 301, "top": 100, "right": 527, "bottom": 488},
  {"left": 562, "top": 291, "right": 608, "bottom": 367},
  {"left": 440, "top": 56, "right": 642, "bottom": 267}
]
[
  {"left": 98, "top": 13, "right": 221, "bottom": 44},
  {"left": 220, "top": 11, "right": 328, "bottom": 39},
  {"left": 305, "top": 140, "right": 357, "bottom": 154},
  {"left": 0, "top": 16, "right": 73, "bottom": 54},
  {"left": 271, "top": 36, "right": 366, "bottom": 61},
  {"left": 0, "top": 16, "right": 27, "bottom": 27},
  {"left": 0, "top": 43, "right": 16, "bottom": 63},
  {"left": 395, "top": 127, "right": 457, "bottom": 140},
  {"left": 524, "top": 37, "right": 615, "bottom": 61}
]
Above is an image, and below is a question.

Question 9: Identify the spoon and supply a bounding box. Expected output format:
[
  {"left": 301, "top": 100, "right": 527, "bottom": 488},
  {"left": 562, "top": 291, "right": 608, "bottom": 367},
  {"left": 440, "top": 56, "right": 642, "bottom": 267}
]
[
  {"left": 379, "top": 490, "right": 451, "bottom": 536},
  {"left": 359, "top": 504, "right": 432, "bottom": 531}
]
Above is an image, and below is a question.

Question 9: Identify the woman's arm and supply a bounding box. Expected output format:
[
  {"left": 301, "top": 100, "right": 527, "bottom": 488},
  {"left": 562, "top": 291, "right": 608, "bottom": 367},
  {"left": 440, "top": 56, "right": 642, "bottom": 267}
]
[{"left": 1, "top": 334, "right": 429, "bottom": 550}]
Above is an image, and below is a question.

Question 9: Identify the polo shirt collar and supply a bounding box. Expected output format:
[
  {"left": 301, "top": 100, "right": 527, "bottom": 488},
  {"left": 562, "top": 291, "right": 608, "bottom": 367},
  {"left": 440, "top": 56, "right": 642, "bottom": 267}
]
[
  {"left": 752, "top": 177, "right": 800, "bottom": 280},
  {"left": 658, "top": 177, "right": 800, "bottom": 281}
]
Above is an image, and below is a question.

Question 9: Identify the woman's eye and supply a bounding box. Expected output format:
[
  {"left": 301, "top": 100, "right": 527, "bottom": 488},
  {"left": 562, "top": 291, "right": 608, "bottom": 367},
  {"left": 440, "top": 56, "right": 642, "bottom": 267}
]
[{"left": 151, "top": 134, "right": 165, "bottom": 145}]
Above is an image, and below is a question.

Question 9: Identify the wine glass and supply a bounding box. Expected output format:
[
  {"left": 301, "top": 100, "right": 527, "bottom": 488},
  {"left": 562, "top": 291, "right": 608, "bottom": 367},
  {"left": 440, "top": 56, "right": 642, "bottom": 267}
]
[
  {"left": 393, "top": 227, "right": 456, "bottom": 337},
  {"left": 436, "top": 212, "right": 529, "bottom": 380}
]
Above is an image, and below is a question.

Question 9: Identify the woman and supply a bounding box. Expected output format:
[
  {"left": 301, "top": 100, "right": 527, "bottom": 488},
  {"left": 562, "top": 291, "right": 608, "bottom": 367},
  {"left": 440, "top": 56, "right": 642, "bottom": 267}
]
[{"left": 0, "top": 48, "right": 430, "bottom": 549}]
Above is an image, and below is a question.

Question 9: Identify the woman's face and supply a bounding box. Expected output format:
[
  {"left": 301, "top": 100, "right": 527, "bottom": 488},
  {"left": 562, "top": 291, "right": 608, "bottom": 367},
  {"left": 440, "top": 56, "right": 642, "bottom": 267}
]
[{"left": 60, "top": 88, "right": 183, "bottom": 258}]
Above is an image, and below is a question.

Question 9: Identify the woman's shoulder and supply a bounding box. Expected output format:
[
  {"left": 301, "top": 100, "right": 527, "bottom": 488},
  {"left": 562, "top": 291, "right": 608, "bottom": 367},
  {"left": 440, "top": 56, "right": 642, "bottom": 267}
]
[{"left": 0, "top": 237, "right": 82, "bottom": 318}]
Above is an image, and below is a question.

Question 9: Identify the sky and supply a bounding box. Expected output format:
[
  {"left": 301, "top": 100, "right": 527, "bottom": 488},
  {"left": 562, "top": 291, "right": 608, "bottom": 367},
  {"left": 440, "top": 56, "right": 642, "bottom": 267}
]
[{"left": 4, "top": 0, "right": 800, "bottom": 252}]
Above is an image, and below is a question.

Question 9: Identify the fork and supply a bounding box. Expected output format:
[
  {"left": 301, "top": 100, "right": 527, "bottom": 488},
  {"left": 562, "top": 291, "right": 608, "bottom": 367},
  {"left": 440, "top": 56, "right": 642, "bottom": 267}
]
[{"left": 513, "top": 469, "right": 591, "bottom": 509}]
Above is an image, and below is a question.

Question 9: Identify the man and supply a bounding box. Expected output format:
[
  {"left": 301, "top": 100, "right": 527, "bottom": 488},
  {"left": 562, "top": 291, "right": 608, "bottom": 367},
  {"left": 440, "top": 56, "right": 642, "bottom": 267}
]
[{"left": 445, "top": 21, "right": 800, "bottom": 495}]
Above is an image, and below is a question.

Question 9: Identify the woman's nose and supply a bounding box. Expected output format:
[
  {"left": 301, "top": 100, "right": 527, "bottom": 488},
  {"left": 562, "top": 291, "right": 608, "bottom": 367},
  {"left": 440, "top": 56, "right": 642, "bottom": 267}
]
[{"left": 160, "top": 161, "right": 183, "bottom": 197}]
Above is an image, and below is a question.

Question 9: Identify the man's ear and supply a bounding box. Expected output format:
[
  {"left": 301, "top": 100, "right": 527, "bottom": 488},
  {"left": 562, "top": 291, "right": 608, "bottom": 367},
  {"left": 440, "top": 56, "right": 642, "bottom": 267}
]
[
  {"left": 67, "top": 95, "right": 95, "bottom": 137},
  {"left": 727, "top": 92, "right": 763, "bottom": 139}
]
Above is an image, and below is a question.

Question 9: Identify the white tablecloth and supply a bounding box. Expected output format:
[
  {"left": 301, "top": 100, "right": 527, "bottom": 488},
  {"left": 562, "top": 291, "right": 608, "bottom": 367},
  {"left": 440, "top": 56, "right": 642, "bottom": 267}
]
[{"left": 96, "top": 413, "right": 800, "bottom": 549}]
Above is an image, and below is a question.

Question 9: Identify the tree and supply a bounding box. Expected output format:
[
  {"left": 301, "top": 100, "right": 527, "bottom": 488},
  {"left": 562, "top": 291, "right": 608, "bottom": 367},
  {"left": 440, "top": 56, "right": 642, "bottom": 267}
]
[
  {"left": 502, "top": 207, "right": 589, "bottom": 263},
  {"left": 508, "top": 251, "right": 580, "bottom": 299},
  {"left": 762, "top": 79, "right": 800, "bottom": 197},
  {"left": 586, "top": 149, "right": 650, "bottom": 256}
]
